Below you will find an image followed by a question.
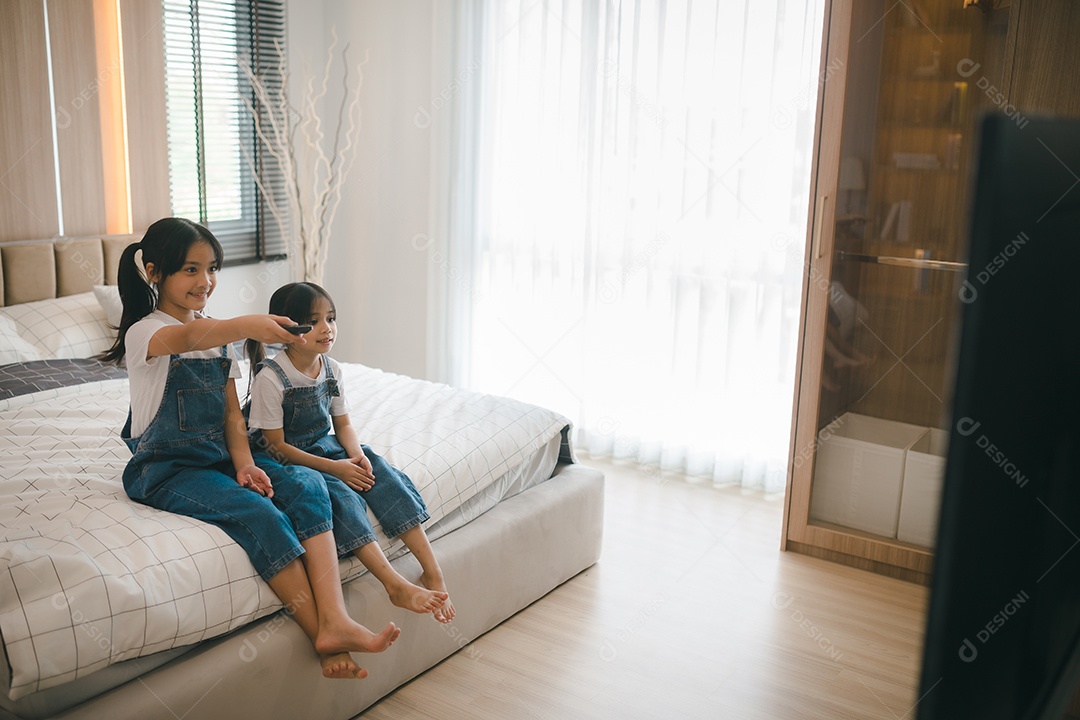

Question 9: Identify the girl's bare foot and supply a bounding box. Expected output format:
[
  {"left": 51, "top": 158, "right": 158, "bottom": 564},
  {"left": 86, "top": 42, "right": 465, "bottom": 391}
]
[
  {"left": 321, "top": 652, "right": 368, "bottom": 679},
  {"left": 421, "top": 571, "right": 455, "bottom": 623},
  {"left": 315, "top": 620, "right": 401, "bottom": 656},
  {"left": 386, "top": 578, "right": 448, "bottom": 615}
]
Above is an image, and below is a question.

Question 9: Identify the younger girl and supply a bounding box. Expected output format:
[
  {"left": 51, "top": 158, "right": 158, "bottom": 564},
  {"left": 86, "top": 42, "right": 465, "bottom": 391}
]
[
  {"left": 245, "top": 282, "right": 455, "bottom": 624},
  {"left": 100, "top": 218, "right": 400, "bottom": 679}
]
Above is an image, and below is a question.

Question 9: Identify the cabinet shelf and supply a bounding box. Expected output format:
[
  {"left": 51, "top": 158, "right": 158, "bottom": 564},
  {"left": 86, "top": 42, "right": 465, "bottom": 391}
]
[
  {"left": 884, "top": 22, "right": 982, "bottom": 37},
  {"left": 878, "top": 164, "right": 957, "bottom": 174},
  {"left": 888, "top": 76, "right": 970, "bottom": 84},
  {"left": 882, "top": 121, "right": 963, "bottom": 130},
  {"left": 838, "top": 251, "right": 967, "bottom": 272}
]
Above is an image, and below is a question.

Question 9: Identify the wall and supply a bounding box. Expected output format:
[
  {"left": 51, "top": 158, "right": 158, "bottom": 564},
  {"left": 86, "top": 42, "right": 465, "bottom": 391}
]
[
  {"left": 307, "top": 0, "right": 437, "bottom": 378},
  {"left": 219, "top": 0, "right": 442, "bottom": 376},
  {"left": 221, "top": 0, "right": 441, "bottom": 374}
]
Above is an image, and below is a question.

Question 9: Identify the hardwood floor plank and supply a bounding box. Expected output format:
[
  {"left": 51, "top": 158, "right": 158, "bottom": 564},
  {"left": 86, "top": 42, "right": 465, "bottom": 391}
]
[{"left": 359, "top": 458, "right": 928, "bottom": 719}]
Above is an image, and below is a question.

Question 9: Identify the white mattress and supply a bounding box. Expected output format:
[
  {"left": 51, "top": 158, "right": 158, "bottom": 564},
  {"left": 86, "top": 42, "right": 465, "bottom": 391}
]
[{"left": 0, "top": 362, "right": 570, "bottom": 702}]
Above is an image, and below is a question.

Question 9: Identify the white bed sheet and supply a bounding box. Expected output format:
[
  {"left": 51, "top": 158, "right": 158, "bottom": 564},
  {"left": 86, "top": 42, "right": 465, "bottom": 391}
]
[{"left": 0, "top": 363, "right": 570, "bottom": 701}]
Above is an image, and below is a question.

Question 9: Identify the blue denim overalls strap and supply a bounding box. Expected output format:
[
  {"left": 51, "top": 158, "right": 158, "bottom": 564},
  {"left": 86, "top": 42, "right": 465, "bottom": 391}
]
[
  {"left": 120, "top": 347, "right": 333, "bottom": 580},
  {"left": 255, "top": 356, "right": 377, "bottom": 555},
  {"left": 259, "top": 355, "right": 430, "bottom": 542},
  {"left": 260, "top": 356, "right": 341, "bottom": 455}
]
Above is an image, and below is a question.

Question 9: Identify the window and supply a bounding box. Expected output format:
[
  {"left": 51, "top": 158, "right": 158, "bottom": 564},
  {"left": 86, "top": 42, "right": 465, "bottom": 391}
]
[
  {"left": 449, "top": 0, "right": 825, "bottom": 491},
  {"left": 163, "top": 0, "right": 287, "bottom": 264}
]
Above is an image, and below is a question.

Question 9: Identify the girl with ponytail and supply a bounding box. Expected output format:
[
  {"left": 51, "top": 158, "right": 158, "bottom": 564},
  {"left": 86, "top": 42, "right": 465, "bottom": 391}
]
[
  {"left": 246, "top": 283, "right": 453, "bottom": 622},
  {"left": 101, "top": 217, "right": 401, "bottom": 679}
]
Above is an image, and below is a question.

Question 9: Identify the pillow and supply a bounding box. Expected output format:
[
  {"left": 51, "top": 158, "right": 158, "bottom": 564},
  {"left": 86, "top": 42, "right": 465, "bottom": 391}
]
[
  {"left": 0, "top": 315, "right": 43, "bottom": 365},
  {"left": 92, "top": 284, "right": 123, "bottom": 328},
  {"left": 0, "top": 292, "right": 114, "bottom": 360}
]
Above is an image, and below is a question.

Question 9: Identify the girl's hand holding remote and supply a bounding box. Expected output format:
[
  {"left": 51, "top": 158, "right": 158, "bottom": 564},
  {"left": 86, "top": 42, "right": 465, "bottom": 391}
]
[{"left": 239, "top": 315, "right": 309, "bottom": 345}]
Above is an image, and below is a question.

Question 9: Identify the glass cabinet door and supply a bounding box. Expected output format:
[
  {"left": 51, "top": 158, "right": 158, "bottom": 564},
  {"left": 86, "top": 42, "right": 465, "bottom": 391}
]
[{"left": 805, "top": 0, "right": 1011, "bottom": 548}]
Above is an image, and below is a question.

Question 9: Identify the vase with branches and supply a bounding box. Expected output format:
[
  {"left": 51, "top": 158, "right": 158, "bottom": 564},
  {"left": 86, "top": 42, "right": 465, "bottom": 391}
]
[{"left": 238, "top": 30, "right": 366, "bottom": 285}]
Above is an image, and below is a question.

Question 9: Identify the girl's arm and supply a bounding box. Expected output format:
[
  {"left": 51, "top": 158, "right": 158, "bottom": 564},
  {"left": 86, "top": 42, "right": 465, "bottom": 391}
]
[
  {"left": 147, "top": 315, "right": 302, "bottom": 359},
  {"left": 259, "top": 425, "right": 375, "bottom": 492},
  {"left": 331, "top": 414, "right": 365, "bottom": 458},
  {"left": 224, "top": 380, "right": 274, "bottom": 496},
  {"left": 332, "top": 414, "right": 376, "bottom": 486}
]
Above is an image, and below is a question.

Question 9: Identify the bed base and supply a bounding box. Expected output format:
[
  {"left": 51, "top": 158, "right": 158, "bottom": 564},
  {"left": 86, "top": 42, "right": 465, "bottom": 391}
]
[{"left": 3, "top": 464, "right": 603, "bottom": 720}]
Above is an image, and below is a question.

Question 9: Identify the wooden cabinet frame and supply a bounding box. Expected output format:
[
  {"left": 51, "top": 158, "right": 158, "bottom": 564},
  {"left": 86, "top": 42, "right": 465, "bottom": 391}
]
[{"left": 780, "top": 0, "right": 1022, "bottom": 585}]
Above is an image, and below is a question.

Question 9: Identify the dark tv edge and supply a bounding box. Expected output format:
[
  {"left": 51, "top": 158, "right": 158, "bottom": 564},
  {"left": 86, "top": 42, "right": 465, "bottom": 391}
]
[
  {"left": 1029, "top": 627, "right": 1080, "bottom": 720},
  {"left": 916, "top": 113, "right": 1080, "bottom": 720}
]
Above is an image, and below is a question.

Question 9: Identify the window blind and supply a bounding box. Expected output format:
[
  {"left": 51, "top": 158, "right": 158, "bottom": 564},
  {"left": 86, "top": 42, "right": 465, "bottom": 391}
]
[{"left": 163, "top": 0, "right": 287, "bottom": 264}]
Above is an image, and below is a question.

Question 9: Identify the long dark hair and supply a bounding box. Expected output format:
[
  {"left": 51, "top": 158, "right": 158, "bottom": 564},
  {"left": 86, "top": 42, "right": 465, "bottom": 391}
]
[
  {"left": 244, "top": 282, "right": 336, "bottom": 371},
  {"left": 98, "top": 217, "right": 224, "bottom": 365}
]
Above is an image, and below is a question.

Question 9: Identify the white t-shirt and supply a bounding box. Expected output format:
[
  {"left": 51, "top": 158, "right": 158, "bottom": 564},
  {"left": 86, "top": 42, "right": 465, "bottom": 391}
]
[
  {"left": 125, "top": 310, "right": 241, "bottom": 437},
  {"left": 247, "top": 352, "right": 349, "bottom": 431}
]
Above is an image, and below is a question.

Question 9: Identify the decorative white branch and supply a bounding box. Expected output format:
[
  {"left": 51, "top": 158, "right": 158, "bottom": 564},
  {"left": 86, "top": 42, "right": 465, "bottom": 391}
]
[{"left": 238, "top": 30, "right": 366, "bottom": 285}]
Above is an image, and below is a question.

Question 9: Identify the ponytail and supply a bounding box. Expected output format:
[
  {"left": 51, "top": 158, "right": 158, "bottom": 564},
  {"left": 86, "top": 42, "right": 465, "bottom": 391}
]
[
  {"left": 97, "top": 242, "right": 156, "bottom": 365},
  {"left": 244, "top": 337, "right": 268, "bottom": 400}
]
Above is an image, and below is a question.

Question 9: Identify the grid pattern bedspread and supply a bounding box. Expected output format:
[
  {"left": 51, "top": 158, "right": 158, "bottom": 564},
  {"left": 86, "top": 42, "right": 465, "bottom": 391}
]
[{"left": 0, "top": 363, "right": 570, "bottom": 700}]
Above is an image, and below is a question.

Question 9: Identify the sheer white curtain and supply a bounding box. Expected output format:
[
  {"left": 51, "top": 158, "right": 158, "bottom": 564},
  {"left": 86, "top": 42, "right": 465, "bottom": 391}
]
[{"left": 439, "top": 0, "right": 825, "bottom": 492}]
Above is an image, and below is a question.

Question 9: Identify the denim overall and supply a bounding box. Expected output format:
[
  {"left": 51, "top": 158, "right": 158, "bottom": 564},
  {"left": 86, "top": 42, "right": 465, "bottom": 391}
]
[
  {"left": 122, "top": 349, "right": 333, "bottom": 581},
  {"left": 254, "top": 357, "right": 429, "bottom": 547}
]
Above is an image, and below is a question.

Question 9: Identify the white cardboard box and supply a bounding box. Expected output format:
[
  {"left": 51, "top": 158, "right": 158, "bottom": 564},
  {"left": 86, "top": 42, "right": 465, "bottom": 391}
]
[
  {"left": 810, "top": 412, "right": 928, "bottom": 537},
  {"left": 897, "top": 428, "right": 949, "bottom": 547}
]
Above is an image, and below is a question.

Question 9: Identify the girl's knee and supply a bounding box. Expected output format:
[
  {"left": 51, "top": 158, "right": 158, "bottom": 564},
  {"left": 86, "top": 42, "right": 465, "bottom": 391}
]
[
  {"left": 274, "top": 465, "right": 330, "bottom": 499},
  {"left": 271, "top": 467, "right": 333, "bottom": 530}
]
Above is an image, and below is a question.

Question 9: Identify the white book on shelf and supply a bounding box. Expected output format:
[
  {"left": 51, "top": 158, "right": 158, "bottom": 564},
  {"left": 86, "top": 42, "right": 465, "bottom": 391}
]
[
  {"left": 896, "top": 201, "right": 913, "bottom": 242},
  {"left": 880, "top": 202, "right": 900, "bottom": 240}
]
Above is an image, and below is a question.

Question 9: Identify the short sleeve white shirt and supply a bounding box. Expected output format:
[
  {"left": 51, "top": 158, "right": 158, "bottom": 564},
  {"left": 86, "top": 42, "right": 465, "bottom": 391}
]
[
  {"left": 125, "top": 310, "right": 241, "bottom": 437},
  {"left": 247, "top": 352, "right": 349, "bottom": 431}
]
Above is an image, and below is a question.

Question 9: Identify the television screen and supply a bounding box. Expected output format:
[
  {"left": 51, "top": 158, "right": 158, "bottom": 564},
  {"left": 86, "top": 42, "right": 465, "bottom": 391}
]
[{"left": 918, "top": 114, "right": 1080, "bottom": 719}]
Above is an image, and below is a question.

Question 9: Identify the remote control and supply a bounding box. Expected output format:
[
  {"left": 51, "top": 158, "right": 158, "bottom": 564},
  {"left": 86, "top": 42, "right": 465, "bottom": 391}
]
[{"left": 284, "top": 325, "right": 312, "bottom": 335}]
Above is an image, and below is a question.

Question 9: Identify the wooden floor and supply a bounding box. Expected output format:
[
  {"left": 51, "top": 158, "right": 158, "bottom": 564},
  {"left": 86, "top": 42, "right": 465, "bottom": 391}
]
[{"left": 359, "top": 458, "right": 929, "bottom": 719}]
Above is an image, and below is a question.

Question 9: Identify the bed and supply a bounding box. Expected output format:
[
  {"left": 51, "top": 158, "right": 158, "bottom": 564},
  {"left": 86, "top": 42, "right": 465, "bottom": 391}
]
[{"left": 0, "top": 236, "right": 605, "bottom": 720}]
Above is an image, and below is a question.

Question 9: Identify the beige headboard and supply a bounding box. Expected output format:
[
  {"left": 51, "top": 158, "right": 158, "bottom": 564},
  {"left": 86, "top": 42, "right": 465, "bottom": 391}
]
[{"left": 0, "top": 234, "right": 139, "bottom": 307}]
